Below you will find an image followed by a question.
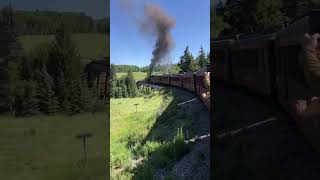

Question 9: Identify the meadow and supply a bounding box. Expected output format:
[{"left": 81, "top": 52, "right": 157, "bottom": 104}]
[
  {"left": 19, "top": 33, "right": 109, "bottom": 58},
  {"left": 0, "top": 111, "right": 108, "bottom": 180},
  {"left": 116, "top": 72, "right": 147, "bottom": 81},
  {"left": 110, "top": 88, "right": 201, "bottom": 179}
]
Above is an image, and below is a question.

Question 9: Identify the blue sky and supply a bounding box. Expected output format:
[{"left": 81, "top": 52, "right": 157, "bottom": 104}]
[
  {"left": 111, "top": 0, "right": 210, "bottom": 67},
  {"left": 0, "top": 0, "right": 109, "bottom": 19}
]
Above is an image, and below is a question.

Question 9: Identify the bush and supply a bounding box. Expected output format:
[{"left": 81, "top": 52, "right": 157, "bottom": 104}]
[{"left": 133, "top": 163, "right": 155, "bottom": 180}]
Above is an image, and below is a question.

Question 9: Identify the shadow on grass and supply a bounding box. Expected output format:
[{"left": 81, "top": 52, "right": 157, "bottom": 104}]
[{"left": 120, "top": 87, "right": 208, "bottom": 179}]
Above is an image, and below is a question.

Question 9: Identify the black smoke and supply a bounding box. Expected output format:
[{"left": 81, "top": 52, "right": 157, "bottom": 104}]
[{"left": 117, "top": 1, "right": 176, "bottom": 73}]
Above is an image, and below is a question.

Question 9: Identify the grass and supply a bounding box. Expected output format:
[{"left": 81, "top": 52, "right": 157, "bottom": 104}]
[
  {"left": 110, "top": 89, "right": 195, "bottom": 179},
  {"left": 116, "top": 72, "right": 147, "bottom": 81},
  {"left": 0, "top": 111, "right": 107, "bottom": 180},
  {"left": 19, "top": 33, "right": 109, "bottom": 58}
]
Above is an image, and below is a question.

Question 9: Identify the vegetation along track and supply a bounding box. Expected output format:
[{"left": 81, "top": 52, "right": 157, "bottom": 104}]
[
  {"left": 136, "top": 83, "right": 210, "bottom": 179},
  {"left": 213, "top": 83, "right": 320, "bottom": 180}
]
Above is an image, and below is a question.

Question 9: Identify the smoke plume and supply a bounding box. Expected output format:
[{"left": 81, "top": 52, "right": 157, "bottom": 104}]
[
  {"left": 140, "top": 3, "right": 175, "bottom": 72},
  {"left": 117, "top": 1, "right": 175, "bottom": 73}
]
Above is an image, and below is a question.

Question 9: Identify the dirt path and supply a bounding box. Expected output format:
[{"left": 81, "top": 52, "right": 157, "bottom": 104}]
[{"left": 214, "top": 84, "right": 320, "bottom": 180}]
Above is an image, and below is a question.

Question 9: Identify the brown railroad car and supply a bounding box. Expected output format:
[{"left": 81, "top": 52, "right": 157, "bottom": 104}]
[{"left": 212, "top": 10, "right": 320, "bottom": 152}]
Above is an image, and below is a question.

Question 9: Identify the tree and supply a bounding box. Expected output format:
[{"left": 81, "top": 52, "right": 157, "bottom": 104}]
[
  {"left": 0, "top": 4, "right": 22, "bottom": 113},
  {"left": 178, "top": 46, "right": 198, "bottom": 73},
  {"left": 197, "top": 46, "right": 208, "bottom": 68},
  {"left": 126, "top": 70, "right": 138, "bottom": 97},
  {"left": 254, "top": 0, "right": 283, "bottom": 33},
  {"left": 80, "top": 75, "right": 92, "bottom": 112},
  {"left": 17, "top": 81, "right": 39, "bottom": 116},
  {"left": 32, "top": 46, "right": 59, "bottom": 115},
  {"left": 47, "top": 22, "right": 82, "bottom": 114}
]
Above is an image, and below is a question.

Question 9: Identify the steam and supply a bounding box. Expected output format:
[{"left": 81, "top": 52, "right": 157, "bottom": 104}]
[{"left": 117, "top": 1, "right": 176, "bottom": 73}]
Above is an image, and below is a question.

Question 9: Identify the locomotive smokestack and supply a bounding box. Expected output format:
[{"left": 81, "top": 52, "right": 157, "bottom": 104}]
[{"left": 140, "top": 3, "right": 175, "bottom": 73}]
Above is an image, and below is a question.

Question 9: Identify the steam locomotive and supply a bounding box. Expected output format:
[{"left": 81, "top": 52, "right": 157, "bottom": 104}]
[
  {"left": 149, "top": 64, "right": 211, "bottom": 109},
  {"left": 213, "top": 10, "right": 320, "bottom": 151}
]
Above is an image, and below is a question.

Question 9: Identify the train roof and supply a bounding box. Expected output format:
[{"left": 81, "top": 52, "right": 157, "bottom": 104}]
[
  {"left": 276, "top": 9, "right": 320, "bottom": 44},
  {"left": 212, "top": 9, "right": 320, "bottom": 45}
]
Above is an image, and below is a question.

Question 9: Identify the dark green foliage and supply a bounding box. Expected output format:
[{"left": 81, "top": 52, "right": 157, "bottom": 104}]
[
  {"left": 196, "top": 46, "right": 209, "bottom": 68},
  {"left": 254, "top": 0, "right": 283, "bottom": 33},
  {"left": 14, "top": 10, "right": 108, "bottom": 35},
  {"left": 133, "top": 163, "right": 155, "bottom": 180},
  {"left": 140, "top": 64, "right": 181, "bottom": 74},
  {"left": 16, "top": 81, "right": 39, "bottom": 116},
  {"left": 80, "top": 77, "right": 92, "bottom": 112},
  {"left": 0, "top": 5, "right": 104, "bottom": 117},
  {"left": 0, "top": 4, "right": 22, "bottom": 113},
  {"left": 47, "top": 22, "right": 82, "bottom": 114},
  {"left": 32, "top": 45, "right": 59, "bottom": 115},
  {"left": 111, "top": 64, "right": 141, "bottom": 73},
  {"left": 178, "top": 46, "right": 198, "bottom": 73},
  {"left": 110, "top": 64, "right": 117, "bottom": 81},
  {"left": 126, "top": 70, "right": 138, "bottom": 97},
  {"left": 217, "top": 0, "right": 320, "bottom": 35},
  {"left": 65, "top": 81, "right": 82, "bottom": 115},
  {"left": 111, "top": 72, "right": 140, "bottom": 98},
  {"left": 119, "top": 78, "right": 128, "bottom": 98}
]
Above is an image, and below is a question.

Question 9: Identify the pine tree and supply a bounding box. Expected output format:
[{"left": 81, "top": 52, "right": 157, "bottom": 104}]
[
  {"left": 80, "top": 76, "right": 92, "bottom": 112},
  {"left": 32, "top": 47, "right": 59, "bottom": 115},
  {"left": 90, "top": 80, "right": 99, "bottom": 114},
  {"left": 126, "top": 70, "right": 138, "bottom": 97},
  {"left": 254, "top": 0, "right": 283, "bottom": 33},
  {"left": 47, "top": 22, "right": 82, "bottom": 114},
  {"left": 18, "top": 81, "right": 39, "bottom": 116},
  {"left": 197, "top": 46, "right": 208, "bottom": 69},
  {"left": 178, "top": 46, "right": 198, "bottom": 73},
  {"left": 0, "top": 4, "right": 22, "bottom": 113}
]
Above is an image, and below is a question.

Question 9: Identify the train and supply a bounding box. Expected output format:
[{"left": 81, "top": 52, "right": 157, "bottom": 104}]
[
  {"left": 213, "top": 10, "right": 320, "bottom": 152},
  {"left": 148, "top": 64, "right": 211, "bottom": 109}
]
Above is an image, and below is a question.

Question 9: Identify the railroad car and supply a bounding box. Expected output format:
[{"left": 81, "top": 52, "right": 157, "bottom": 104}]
[
  {"left": 213, "top": 38, "right": 234, "bottom": 81},
  {"left": 170, "top": 74, "right": 182, "bottom": 87},
  {"left": 149, "top": 64, "right": 211, "bottom": 110},
  {"left": 181, "top": 72, "right": 196, "bottom": 92},
  {"left": 212, "top": 10, "right": 320, "bottom": 152}
]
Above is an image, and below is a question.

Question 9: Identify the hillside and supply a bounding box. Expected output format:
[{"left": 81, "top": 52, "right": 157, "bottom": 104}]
[{"left": 19, "top": 33, "right": 109, "bottom": 58}]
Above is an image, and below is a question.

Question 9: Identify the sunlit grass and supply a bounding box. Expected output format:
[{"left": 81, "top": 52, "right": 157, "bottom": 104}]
[
  {"left": 0, "top": 111, "right": 107, "bottom": 180},
  {"left": 110, "top": 89, "right": 193, "bottom": 179},
  {"left": 116, "top": 72, "right": 147, "bottom": 81}
]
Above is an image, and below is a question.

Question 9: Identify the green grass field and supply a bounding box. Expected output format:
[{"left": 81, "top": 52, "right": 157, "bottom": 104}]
[
  {"left": 110, "top": 89, "right": 197, "bottom": 179},
  {"left": 116, "top": 72, "right": 147, "bottom": 81},
  {"left": 0, "top": 111, "right": 107, "bottom": 180},
  {"left": 19, "top": 33, "right": 109, "bottom": 58}
]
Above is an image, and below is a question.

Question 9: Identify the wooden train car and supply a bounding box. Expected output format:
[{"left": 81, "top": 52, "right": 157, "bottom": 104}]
[
  {"left": 213, "top": 39, "right": 234, "bottom": 81},
  {"left": 230, "top": 34, "right": 276, "bottom": 95},
  {"left": 170, "top": 74, "right": 182, "bottom": 87},
  {"left": 149, "top": 65, "right": 210, "bottom": 110},
  {"left": 150, "top": 74, "right": 170, "bottom": 85},
  {"left": 181, "top": 72, "right": 196, "bottom": 92},
  {"left": 212, "top": 10, "right": 320, "bottom": 152}
]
